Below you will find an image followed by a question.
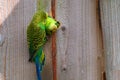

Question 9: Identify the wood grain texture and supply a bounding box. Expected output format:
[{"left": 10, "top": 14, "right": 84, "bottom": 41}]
[
  {"left": 56, "top": 0, "right": 104, "bottom": 80},
  {"left": 51, "top": 0, "right": 57, "bottom": 80},
  {"left": 0, "top": 0, "right": 53, "bottom": 80},
  {"left": 100, "top": 0, "right": 120, "bottom": 80},
  {"left": 0, "top": 0, "right": 106, "bottom": 80}
]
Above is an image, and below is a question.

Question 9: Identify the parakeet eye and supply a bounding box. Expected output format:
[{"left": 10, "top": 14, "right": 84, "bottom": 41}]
[{"left": 55, "top": 21, "right": 60, "bottom": 28}]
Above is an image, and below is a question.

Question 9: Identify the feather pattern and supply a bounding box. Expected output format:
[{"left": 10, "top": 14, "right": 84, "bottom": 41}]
[
  {"left": 35, "top": 56, "right": 42, "bottom": 80},
  {"left": 27, "top": 10, "right": 60, "bottom": 80}
]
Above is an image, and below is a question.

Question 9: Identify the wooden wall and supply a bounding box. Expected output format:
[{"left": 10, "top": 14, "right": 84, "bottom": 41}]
[
  {"left": 0, "top": 0, "right": 119, "bottom": 80},
  {"left": 0, "top": 0, "right": 37, "bottom": 80},
  {"left": 56, "top": 0, "right": 104, "bottom": 80},
  {"left": 0, "top": 0, "right": 53, "bottom": 80},
  {"left": 100, "top": 0, "right": 120, "bottom": 80}
]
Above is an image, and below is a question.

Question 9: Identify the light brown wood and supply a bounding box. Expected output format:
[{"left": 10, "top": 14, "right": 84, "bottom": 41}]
[
  {"left": 0, "top": 0, "right": 105, "bottom": 80},
  {"left": 100, "top": 0, "right": 120, "bottom": 80},
  {"left": 56, "top": 0, "right": 104, "bottom": 80},
  {"left": 0, "top": 0, "right": 53, "bottom": 80}
]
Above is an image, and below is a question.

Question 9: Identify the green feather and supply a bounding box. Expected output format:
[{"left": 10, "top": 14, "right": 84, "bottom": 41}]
[
  {"left": 27, "top": 1, "right": 60, "bottom": 80},
  {"left": 27, "top": 10, "right": 60, "bottom": 70},
  {"left": 33, "top": 47, "right": 45, "bottom": 67},
  {"left": 27, "top": 11, "right": 47, "bottom": 61}
]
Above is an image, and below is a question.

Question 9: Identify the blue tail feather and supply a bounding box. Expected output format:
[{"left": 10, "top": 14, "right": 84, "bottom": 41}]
[{"left": 35, "top": 56, "right": 42, "bottom": 80}]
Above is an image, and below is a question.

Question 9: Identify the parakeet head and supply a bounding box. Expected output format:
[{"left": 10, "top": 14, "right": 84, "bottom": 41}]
[
  {"left": 32, "top": 10, "right": 60, "bottom": 35},
  {"left": 48, "top": 20, "right": 60, "bottom": 32},
  {"left": 45, "top": 16, "right": 60, "bottom": 35}
]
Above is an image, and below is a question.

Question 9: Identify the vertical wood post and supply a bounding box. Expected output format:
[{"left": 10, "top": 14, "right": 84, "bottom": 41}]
[{"left": 51, "top": 0, "right": 57, "bottom": 80}]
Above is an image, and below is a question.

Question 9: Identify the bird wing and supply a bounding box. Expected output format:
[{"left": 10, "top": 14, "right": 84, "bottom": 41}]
[{"left": 27, "top": 22, "right": 46, "bottom": 62}]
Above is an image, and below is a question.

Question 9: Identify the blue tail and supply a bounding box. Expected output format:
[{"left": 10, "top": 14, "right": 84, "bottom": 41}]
[{"left": 35, "top": 56, "right": 42, "bottom": 80}]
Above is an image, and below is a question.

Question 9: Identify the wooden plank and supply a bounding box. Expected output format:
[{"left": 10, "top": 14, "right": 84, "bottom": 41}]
[
  {"left": 4, "top": 0, "right": 36, "bottom": 80},
  {"left": 51, "top": 0, "right": 57, "bottom": 80},
  {"left": 0, "top": 1, "right": 9, "bottom": 80},
  {"left": 0, "top": 0, "right": 53, "bottom": 80},
  {"left": 56, "top": 0, "right": 104, "bottom": 80},
  {"left": 100, "top": 0, "right": 120, "bottom": 80}
]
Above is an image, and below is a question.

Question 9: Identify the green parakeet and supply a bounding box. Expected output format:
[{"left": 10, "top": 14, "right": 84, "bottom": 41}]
[{"left": 27, "top": 10, "right": 60, "bottom": 80}]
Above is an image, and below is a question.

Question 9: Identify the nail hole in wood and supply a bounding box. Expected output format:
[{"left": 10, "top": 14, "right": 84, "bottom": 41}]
[
  {"left": 62, "top": 65, "right": 67, "bottom": 71},
  {"left": 61, "top": 26, "right": 66, "bottom": 31}
]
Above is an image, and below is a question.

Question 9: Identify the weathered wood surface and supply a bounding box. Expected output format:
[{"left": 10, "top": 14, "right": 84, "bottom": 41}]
[
  {"left": 0, "top": 0, "right": 105, "bottom": 80},
  {"left": 100, "top": 0, "right": 120, "bottom": 80},
  {"left": 0, "top": 0, "right": 53, "bottom": 80},
  {"left": 56, "top": 0, "right": 104, "bottom": 80}
]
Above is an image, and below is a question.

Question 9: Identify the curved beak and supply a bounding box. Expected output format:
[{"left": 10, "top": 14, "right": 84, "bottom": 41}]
[{"left": 52, "top": 27, "right": 57, "bottom": 32}]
